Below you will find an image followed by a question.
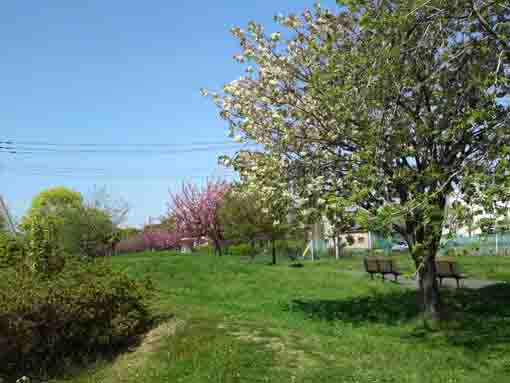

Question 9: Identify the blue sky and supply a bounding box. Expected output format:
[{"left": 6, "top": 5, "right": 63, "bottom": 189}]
[{"left": 0, "top": 0, "right": 336, "bottom": 226}]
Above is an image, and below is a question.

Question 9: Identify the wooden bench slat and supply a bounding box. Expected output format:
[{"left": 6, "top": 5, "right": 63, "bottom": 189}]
[
  {"left": 435, "top": 260, "right": 467, "bottom": 288},
  {"left": 363, "top": 258, "right": 401, "bottom": 281}
]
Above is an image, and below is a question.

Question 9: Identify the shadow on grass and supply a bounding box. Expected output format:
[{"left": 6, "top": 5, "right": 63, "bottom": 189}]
[{"left": 288, "top": 283, "right": 510, "bottom": 350}]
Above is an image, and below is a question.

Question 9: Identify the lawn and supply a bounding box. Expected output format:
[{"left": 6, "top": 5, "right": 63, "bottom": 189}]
[{"left": 53, "top": 252, "right": 510, "bottom": 383}]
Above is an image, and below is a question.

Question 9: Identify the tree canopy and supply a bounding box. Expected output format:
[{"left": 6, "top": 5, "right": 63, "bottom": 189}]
[
  {"left": 219, "top": 184, "right": 295, "bottom": 263},
  {"left": 208, "top": 1, "right": 510, "bottom": 317},
  {"left": 22, "top": 187, "right": 121, "bottom": 257},
  {"left": 168, "top": 180, "right": 230, "bottom": 255}
]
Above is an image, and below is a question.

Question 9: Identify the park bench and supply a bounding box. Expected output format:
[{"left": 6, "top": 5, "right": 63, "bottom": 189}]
[
  {"left": 363, "top": 258, "right": 402, "bottom": 281},
  {"left": 435, "top": 260, "right": 467, "bottom": 288}
]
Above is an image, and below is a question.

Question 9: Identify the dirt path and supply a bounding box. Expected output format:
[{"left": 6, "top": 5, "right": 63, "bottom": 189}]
[{"left": 337, "top": 269, "right": 507, "bottom": 289}]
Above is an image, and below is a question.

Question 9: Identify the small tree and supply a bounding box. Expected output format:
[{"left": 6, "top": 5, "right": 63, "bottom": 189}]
[
  {"left": 21, "top": 187, "right": 85, "bottom": 255},
  {"left": 219, "top": 185, "right": 293, "bottom": 264},
  {"left": 444, "top": 201, "right": 480, "bottom": 238},
  {"left": 168, "top": 180, "right": 230, "bottom": 255},
  {"left": 26, "top": 212, "right": 65, "bottom": 275},
  {"left": 479, "top": 217, "right": 496, "bottom": 235},
  {"left": 22, "top": 187, "right": 122, "bottom": 257}
]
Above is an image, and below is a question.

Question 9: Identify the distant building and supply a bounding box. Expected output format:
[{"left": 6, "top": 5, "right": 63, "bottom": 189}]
[
  {"left": 0, "top": 196, "right": 16, "bottom": 233},
  {"left": 315, "top": 218, "right": 379, "bottom": 251}
]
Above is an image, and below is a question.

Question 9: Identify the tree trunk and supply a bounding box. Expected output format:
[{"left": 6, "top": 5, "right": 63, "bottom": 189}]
[
  {"left": 418, "top": 254, "right": 441, "bottom": 320},
  {"left": 250, "top": 240, "right": 256, "bottom": 260},
  {"left": 410, "top": 197, "right": 447, "bottom": 320},
  {"left": 271, "top": 239, "right": 277, "bottom": 265},
  {"left": 335, "top": 237, "right": 340, "bottom": 260},
  {"left": 214, "top": 239, "right": 222, "bottom": 256}
]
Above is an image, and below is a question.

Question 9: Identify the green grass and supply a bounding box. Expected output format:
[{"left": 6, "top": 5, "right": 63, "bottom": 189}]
[{"left": 51, "top": 252, "right": 510, "bottom": 383}]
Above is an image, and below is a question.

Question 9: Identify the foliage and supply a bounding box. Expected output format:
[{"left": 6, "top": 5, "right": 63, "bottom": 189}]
[
  {"left": 219, "top": 186, "right": 294, "bottom": 245},
  {"left": 26, "top": 211, "right": 66, "bottom": 275},
  {"left": 0, "top": 232, "right": 26, "bottom": 269},
  {"left": 0, "top": 259, "right": 152, "bottom": 379},
  {"left": 496, "top": 216, "right": 510, "bottom": 232},
  {"left": 444, "top": 199, "right": 480, "bottom": 237},
  {"left": 21, "top": 187, "right": 121, "bottom": 258},
  {"left": 225, "top": 243, "right": 257, "bottom": 257},
  {"left": 60, "top": 205, "right": 118, "bottom": 257},
  {"left": 168, "top": 180, "right": 230, "bottom": 255},
  {"left": 207, "top": 1, "right": 510, "bottom": 316},
  {"left": 479, "top": 217, "right": 496, "bottom": 235},
  {"left": 21, "top": 187, "right": 83, "bottom": 229}
]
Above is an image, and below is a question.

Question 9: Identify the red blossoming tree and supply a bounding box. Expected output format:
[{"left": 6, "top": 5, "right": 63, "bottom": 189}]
[{"left": 168, "top": 180, "right": 230, "bottom": 255}]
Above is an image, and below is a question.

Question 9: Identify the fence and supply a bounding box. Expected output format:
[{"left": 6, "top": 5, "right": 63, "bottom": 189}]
[{"left": 439, "top": 234, "right": 510, "bottom": 256}]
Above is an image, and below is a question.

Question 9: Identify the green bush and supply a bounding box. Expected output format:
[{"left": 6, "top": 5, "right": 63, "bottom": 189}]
[
  {"left": 0, "top": 259, "right": 152, "bottom": 378},
  {"left": 227, "top": 243, "right": 257, "bottom": 257},
  {"left": 25, "top": 212, "right": 66, "bottom": 275},
  {"left": 0, "top": 233, "right": 26, "bottom": 269}
]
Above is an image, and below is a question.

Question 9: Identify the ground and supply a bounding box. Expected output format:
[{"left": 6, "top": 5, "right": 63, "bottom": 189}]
[{"left": 52, "top": 252, "right": 510, "bottom": 383}]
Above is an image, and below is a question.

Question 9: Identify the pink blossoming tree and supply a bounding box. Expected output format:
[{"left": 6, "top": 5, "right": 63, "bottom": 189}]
[{"left": 169, "top": 180, "right": 230, "bottom": 255}]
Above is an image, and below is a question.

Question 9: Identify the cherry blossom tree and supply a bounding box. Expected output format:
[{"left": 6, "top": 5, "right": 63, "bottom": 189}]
[
  {"left": 142, "top": 228, "right": 181, "bottom": 251},
  {"left": 206, "top": 2, "right": 510, "bottom": 318},
  {"left": 168, "top": 180, "right": 230, "bottom": 255}
]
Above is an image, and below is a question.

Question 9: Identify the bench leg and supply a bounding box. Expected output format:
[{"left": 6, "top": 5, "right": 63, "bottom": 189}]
[
  {"left": 439, "top": 278, "right": 443, "bottom": 286},
  {"left": 381, "top": 274, "right": 385, "bottom": 281},
  {"left": 456, "top": 278, "right": 460, "bottom": 288},
  {"left": 370, "top": 273, "right": 374, "bottom": 280}
]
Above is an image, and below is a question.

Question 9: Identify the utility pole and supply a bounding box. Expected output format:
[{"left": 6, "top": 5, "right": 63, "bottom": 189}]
[{"left": 0, "top": 195, "right": 16, "bottom": 233}]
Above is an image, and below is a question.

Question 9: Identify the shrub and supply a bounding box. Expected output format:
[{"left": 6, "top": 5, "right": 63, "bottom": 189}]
[
  {"left": 0, "top": 259, "right": 152, "bottom": 379},
  {"left": 25, "top": 212, "right": 66, "bottom": 275},
  {"left": 227, "top": 243, "right": 257, "bottom": 257},
  {"left": 0, "top": 233, "right": 26, "bottom": 269}
]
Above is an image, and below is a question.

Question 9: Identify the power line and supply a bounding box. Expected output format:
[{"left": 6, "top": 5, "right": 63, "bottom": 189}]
[
  {"left": 5, "top": 169, "right": 237, "bottom": 180},
  {"left": 0, "top": 146, "right": 250, "bottom": 155},
  {"left": 0, "top": 143, "right": 255, "bottom": 156},
  {"left": 0, "top": 139, "right": 248, "bottom": 148}
]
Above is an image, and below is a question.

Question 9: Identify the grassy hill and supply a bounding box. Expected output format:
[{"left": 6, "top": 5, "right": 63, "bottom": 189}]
[{"left": 53, "top": 252, "right": 510, "bottom": 383}]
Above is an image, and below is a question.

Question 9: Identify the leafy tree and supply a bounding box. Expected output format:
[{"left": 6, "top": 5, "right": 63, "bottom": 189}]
[
  {"left": 22, "top": 187, "right": 121, "bottom": 257},
  {"left": 61, "top": 205, "right": 117, "bottom": 257},
  {"left": 26, "top": 211, "right": 65, "bottom": 275},
  {"left": 23, "top": 187, "right": 83, "bottom": 223},
  {"left": 479, "top": 217, "right": 496, "bottom": 235},
  {"left": 496, "top": 216, "right": 510, "bottom": 233},
  {"left": 219, "top": 185, "right": 293, "bottom": 264},
  {"left": 21, "top": 187, "right": 84, "bottom": 254},
  {"left": 208, "top": 1, "right": 510, "bottom": 318},
  {"left": 168, "top": 180, "right": 230, "bottom": 255},
  {"left": 444, "top": 200, "right": 480, "bottom": 237}
]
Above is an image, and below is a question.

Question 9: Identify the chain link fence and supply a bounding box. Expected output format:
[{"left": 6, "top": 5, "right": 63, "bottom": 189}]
[{"left": 440, "top": 234, "right": 510, "bottom": 256}]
